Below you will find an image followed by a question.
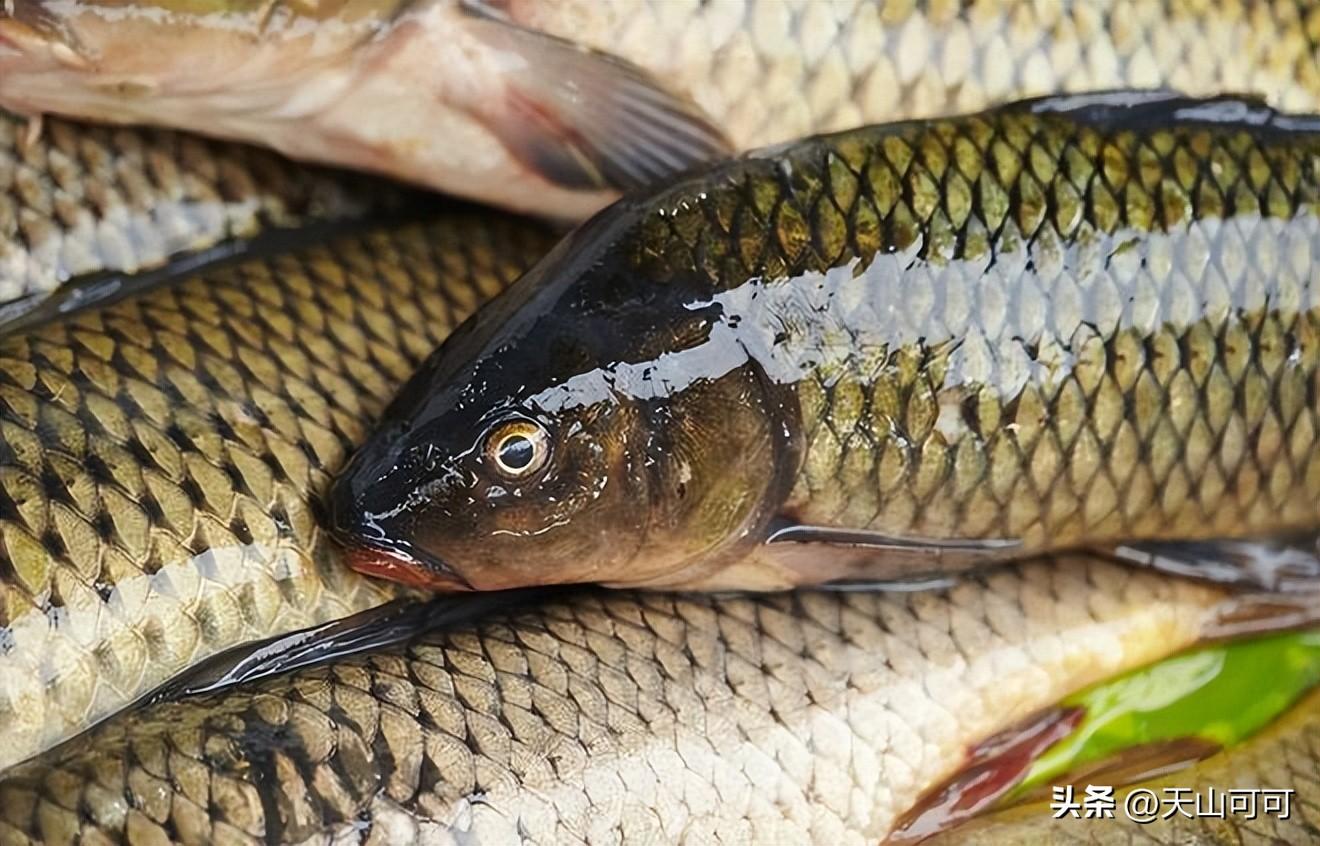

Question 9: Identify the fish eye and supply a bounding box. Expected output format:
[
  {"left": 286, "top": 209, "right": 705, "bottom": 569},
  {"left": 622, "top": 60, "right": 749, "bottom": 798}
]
[{"left": 484, "top": 419, "right": 550, "bottom": 479}]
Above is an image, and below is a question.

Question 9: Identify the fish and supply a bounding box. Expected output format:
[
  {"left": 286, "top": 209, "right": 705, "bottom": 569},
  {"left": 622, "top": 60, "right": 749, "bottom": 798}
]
[
  {"left": 0, "top": 0, "right": 732, "bottom": 220},
  {"left": 0, "top": 557, "right": 1247, "bottom": 844},
  {"left": 0, "top": 108, "right": 388, "bottom": 324},
  {"left": 6, "top": 1, "right": 1320, "bottom": 217},
  {"left": 0, "top": 212, "right": 556, "bottom": 773},
  {"left": 331, "top": 92, "right": 1320, "bottom": 594},
  {"left": 930, "top": 684, "right": 1320, "bottom": 844}
]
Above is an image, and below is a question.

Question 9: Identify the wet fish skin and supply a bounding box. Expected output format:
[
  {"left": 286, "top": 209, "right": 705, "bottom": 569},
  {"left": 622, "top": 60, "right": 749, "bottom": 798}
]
[
  {"left": 935, "top": 685, "right": 1320, "bottom": 845},
  {"left": 506, "top": 0, "right": 1320, "bottom": 147},
  {"left": 333, "top": 93, "right": 1320, "bottom": 593},
  {"left": 0, "top": 558, "right": 1231, "bottom": 845},
  {"left": 7, "top": 0, "right": 1320, "bottom": 217},
  {"left": 0, "top": 0, "right": 731, "bottom": 220},
  {"left": 0, "top": 215, "right": 555, "bottom": 773},
  {"left": 0, "top": 109, "right": 382, "bottom": 318}
]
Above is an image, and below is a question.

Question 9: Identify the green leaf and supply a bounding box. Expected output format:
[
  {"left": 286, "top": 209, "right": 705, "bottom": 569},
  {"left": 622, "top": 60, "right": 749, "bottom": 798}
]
[{"left": 1018, "top": 630, "right": 1320, "bottom": 793}]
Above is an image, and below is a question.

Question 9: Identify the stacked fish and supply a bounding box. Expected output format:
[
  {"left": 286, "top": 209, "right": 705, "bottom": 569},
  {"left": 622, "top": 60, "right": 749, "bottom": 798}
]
[{"left": 0, "top": 2, "right": 1319, "bottom": 844}]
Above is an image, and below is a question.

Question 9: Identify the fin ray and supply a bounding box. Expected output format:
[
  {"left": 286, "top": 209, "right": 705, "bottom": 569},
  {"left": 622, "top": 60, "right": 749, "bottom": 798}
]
[
  {"left": 141, "top": 588, "right": 557, "bottom": 703},
  {"left": 1108, "top": 531, "right": 1320, "bottom": 591},
  {"left": 767, "top": 520, "right": 1021, "bottom": 552},
  {"left": 462, "top": 10, "right": 732, "bottom": 193},
  {"left": 756, "top": 520, "right": 1022, "bottom": 587}
]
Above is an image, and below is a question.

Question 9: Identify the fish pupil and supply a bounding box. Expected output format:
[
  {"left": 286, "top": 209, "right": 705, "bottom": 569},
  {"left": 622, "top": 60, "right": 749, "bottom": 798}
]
[{"left": 499, "top": 435, "right": 535, "bottom": 470}]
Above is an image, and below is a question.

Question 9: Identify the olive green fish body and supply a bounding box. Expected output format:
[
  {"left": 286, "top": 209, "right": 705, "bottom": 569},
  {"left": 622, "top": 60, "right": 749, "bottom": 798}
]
[
  {"left": 335, "top": 94, "right": 1320, "bottom": 592},
  {"left": 732, "top": 96, "right": 1320, "bottom": 581},
  {"left": 0, "top": 109, "right": 384, "bottom": 319},
  {"left": 0, "top": 216, "right": 554, "bottom": 772},
  {"left": 0, "top": 559, "right": 1232, "bottom": 844}
]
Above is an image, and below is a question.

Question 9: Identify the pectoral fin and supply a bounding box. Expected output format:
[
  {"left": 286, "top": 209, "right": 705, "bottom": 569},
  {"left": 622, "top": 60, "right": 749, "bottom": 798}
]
[
  {"left": 461, "top": 1, "right": 731, "bottom": 192},
  {"left": 142, "top": 588, "right": 557, "bottom": 703},
  {"left": 757, "top": 521, "right": 1023, "bottom": 589},
  {"left": 1107, "top": 531, "right": 1320, "bottom": 591}
]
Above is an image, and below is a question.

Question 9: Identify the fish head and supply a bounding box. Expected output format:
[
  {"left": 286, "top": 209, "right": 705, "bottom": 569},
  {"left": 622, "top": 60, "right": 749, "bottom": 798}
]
[
  {"left": 331, "top": 209, "right": 794, "bottom": 591},
  {"left": 332, "top": 365, "right": 649, "bottom": 593},
  {"left": 0, "top": 0, "right": 368, "bottom": 120}
]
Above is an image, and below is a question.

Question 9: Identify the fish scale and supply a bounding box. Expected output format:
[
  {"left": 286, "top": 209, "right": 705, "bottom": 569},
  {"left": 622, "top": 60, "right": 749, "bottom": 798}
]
[
  {"left": 0, "top": 110, "right": 381, "bottom": 315},
  {"left": 511, "top": 0, "right": 1320, "bottom": 151},
  {"left": 330, "top": 95, "right": 1320, "bottom": 593},
  {"left": 0, "top": 559, "right": 1233, "bottom": 845},
  {"left": 631, "top": 102, "right": 1320, "bottom": 551},
  {"left": 0, "top": 216, "right": 556, "bottom": 773},
  {"left": 9, "top": 2, "right": 1320, "bottom": 217}
]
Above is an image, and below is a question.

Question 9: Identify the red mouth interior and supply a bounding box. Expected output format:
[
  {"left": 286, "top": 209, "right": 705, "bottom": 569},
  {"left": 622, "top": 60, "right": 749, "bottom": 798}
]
[{"left": 345, "top": 545, "right": 468, "bottom": 592}]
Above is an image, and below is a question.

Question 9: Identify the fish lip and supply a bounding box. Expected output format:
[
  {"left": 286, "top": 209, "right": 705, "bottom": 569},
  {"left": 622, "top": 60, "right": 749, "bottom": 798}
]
[
  {"left": 327, "top": 503, "right": 474, "bottom": 591},
  {"left": 341, "top": 538, "right": 474, "bottom": 592},
  {"left": 327, "top": 475, "right": 472, "bottom": 591}
]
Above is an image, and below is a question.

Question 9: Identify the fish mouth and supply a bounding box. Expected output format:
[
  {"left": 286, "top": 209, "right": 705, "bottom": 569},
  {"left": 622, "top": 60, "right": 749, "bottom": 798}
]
[
  {"left": 326, "top": 450, "right": 472, "bottom": 591},
  {"left": 342, "top": 540, "right": 473, "bottom": 592}
]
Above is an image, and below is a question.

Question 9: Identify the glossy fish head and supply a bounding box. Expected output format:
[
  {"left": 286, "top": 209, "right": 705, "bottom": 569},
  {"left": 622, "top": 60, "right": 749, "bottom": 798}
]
[
  {"left": 330, "top": 212, "right": 792, "bottom": 591},
  {"left": 331, "top": 367, "right": 653, "bottom": 592}
]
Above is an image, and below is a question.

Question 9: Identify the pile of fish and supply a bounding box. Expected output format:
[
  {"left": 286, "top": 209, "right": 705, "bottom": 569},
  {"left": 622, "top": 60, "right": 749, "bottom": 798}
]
[{"left": 2, "top": 1, "right": 1320, "bottom": 843}]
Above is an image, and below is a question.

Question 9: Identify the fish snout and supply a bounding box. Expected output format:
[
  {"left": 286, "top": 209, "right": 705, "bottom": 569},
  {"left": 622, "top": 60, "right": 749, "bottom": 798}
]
[{"left": 328, "top": 443, "right": 473, "bottom": 592}]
